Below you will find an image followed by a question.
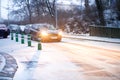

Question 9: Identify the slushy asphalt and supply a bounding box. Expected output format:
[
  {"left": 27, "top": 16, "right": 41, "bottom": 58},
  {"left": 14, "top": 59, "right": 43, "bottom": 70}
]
[{"left": 0, "top": 34, "right": 120, "bottom": 79}]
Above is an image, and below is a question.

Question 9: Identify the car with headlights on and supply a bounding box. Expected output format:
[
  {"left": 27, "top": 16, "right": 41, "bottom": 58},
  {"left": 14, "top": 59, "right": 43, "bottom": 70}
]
[{"left": 30, "top": 24, "right": 62, "bottom": 42}]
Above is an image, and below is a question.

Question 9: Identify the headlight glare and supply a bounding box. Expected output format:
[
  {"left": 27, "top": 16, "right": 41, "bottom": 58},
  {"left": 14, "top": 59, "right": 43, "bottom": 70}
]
[
  {"left": 41, "top": 31, "right": 48, "bottom": 36},
  {"left": 58, "top": 31, "right": 62, "bottom": 36}
]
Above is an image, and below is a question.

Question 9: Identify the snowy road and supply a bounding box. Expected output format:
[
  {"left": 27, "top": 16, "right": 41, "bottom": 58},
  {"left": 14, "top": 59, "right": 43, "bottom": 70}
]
[
  {"left": 0, "top": 36, "right": 120, "bottom": 80},
  {"left": 54, "top": 38, "right": 120, "bottom": 80}
]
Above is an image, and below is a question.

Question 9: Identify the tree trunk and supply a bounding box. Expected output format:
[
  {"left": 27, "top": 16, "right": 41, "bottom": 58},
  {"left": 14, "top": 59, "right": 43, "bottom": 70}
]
[
  {"left": 116, "top": 0, "right": 120, "bottom": 20},
  {"left": 95, "top": 0, "right": 106, "bottom": 26},
  {"left": 26, "top": 0, "right": 32, "bottom": 23},
  {"left": 84, "top": 0, "right": 91, "bottom": 21}
]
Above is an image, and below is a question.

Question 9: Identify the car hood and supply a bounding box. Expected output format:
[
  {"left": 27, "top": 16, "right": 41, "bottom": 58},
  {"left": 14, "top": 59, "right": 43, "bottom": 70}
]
[
  {"left": 0, "top": 27, "right": 8, "bottom": 31},
  {"left": 47, "top": 30, "right": 59, "bottom": 34}
]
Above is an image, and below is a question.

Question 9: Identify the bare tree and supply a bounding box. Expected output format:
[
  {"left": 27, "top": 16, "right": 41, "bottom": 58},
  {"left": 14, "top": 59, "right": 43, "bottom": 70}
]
[
  {"left": 25, "top": 0, "right": 32, "bottom": 23},
  {"left": 12, "top": 0, "right": 33, "bottom": 23},
  {"left": 12, "top": 0, "right": 56, "bottom": 23},
  {"left": 45, "top": 0, "right": 55, "bottom": 17}
]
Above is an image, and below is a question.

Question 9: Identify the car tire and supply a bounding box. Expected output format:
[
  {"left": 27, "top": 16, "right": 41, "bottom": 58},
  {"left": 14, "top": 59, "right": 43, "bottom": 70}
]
[
  {"left": 41, "top": 38, "right": 47, "bottom": 42},
  {"left": 31, "top": 36, "right": 35, "bottom": 41},
  {"left": 57, "top": 39, "right": 61, "bottom": 42},
  {"left": 3, "top": 35, "right": 7, "bottom": 38}
]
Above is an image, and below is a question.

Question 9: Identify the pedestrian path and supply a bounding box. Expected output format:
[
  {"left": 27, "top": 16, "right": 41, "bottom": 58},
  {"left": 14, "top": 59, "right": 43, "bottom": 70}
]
[{"left": 63, "top": 33, "right": 120, "bottom": 44}]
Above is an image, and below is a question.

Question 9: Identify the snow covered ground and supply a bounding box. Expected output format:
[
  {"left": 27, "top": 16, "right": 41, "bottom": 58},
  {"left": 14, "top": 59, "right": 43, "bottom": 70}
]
[
  {"left": 0, "top": 35, "right": 84, "bottom": 80},
  {"left": 0, "top": 33, "right": 120, "bottom": 80}
]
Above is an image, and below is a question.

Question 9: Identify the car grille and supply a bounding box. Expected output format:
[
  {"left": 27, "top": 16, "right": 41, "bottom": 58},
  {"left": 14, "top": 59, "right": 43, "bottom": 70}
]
[{"left": 48, "top": 33, "right": 58, "bottom": 36}]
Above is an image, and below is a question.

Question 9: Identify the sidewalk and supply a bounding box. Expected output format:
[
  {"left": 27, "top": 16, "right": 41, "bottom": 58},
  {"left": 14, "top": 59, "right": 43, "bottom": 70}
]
[{"left": 63, "top": 33, "right": 120, "bottom": 44}]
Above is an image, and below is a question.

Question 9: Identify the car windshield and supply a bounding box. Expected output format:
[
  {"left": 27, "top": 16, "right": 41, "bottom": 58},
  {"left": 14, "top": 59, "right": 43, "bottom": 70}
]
[
  {"left": 0, "top": 26, "right": 5, "bottom": 28},
  {"left": 48, "top": 25, "right": 55, "bottom": 30},
  {"left": 36, "top": 24, "right": 55, "bottom": 31}
]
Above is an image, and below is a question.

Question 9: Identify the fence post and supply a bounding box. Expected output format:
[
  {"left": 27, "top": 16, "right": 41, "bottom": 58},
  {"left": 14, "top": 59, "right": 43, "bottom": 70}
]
[
  {"left": 28, "top": 34, "right": 31, "bottom": 46},
  {"left": 21, "top": 33, "right": 24, "bottom": 44},
  {"left": 38, "top": 38, "right": 42, "bottom": 50},
  {"left": 15, "top": 32, "right": 18, "bottom": 42},
  {"left": 11, "top": 32, "right": 14, "bottom": 40}
]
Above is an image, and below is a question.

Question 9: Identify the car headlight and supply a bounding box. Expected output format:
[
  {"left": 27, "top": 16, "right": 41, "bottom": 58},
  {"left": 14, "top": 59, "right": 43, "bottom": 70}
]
[
  {"left": 41, "top": 31, "right": 48, "bottom": 36},
  {"left": 58, "top": 31, "right": 62, "bottom": 36}
]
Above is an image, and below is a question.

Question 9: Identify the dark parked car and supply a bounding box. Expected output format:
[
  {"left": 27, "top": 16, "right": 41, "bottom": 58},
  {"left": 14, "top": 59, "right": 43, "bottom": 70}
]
[
  {"left": 30, "top": 24, "right": 62, "bottom": 42},
  {"left": 0, "top": 24, "right": 10, "bottom": 38}
]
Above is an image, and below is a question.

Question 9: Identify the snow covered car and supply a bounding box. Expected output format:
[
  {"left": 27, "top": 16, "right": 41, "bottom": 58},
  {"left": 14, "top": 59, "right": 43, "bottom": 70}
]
[
  {"left": 24, "top": 24, "right": 32, "bottom": 34},
  {"left": 30, "top": 24, "right": 62, "bottom": 42},
  {"left": 0, "top": 24, "right": 10, "bottom": 38},
  {"left": 8, "top": 24, "right": 21, "bottom": 33}
]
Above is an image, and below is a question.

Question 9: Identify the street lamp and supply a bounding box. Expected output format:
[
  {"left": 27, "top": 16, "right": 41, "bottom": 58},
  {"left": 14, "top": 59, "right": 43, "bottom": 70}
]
[
  {"left": 55, "top": 0, "right": 58, "bottom": 29},
  {"left": 0, "top": 0, "right": 1, "bottom": 19},
  {"left": 7, "top": 0, "right": 10, "bottom": 26}
]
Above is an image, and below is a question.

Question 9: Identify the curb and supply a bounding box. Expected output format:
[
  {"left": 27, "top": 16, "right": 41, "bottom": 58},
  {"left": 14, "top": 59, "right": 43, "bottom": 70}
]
[
  {"left": 0, "top": 52, "right": 18, "bottom": 79},
  {"left": 0, "top": 54, "right": 5, "bottom": 72}
]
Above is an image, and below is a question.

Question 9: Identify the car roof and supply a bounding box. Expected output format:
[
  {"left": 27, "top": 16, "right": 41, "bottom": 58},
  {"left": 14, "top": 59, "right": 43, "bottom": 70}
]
[{"left": 0, "top": 24, "right": 7, "bottom": 28}]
